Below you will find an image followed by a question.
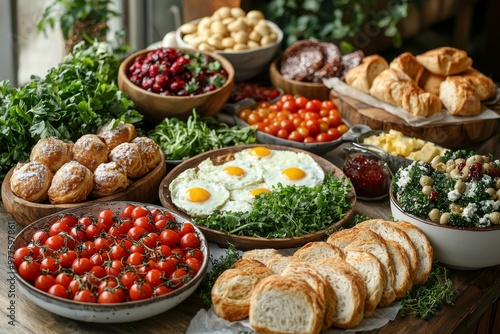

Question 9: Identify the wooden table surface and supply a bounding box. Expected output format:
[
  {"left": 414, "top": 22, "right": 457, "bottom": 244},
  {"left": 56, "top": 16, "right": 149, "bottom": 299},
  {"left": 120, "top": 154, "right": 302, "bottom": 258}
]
[{"left": 1, "top": 142, "right": 499, "bottom": 334}]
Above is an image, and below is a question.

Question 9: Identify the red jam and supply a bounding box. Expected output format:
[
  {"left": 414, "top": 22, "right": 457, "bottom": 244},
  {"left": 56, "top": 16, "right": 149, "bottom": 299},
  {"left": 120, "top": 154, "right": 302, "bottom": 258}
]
[{"left": 343, "top": 153, "right": 390, "bottom": 200}]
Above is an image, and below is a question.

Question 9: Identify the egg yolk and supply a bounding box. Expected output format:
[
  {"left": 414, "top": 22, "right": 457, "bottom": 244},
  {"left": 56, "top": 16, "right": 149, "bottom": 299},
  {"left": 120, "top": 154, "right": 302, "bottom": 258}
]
[
  {"left": 249, "top": 187, "right": 271, "bottom": 198},
  {"left": 223, "top": 166, "right": 245, "bottom": 177},
  {"left": 186, "top": 187, "right": 211, "bottom": 202},
  {"left": 249, "top": 146, "right": 271, "bottom": 158},
  {"left": 281, "top": 167, "right": 306, "bottom": 180}
]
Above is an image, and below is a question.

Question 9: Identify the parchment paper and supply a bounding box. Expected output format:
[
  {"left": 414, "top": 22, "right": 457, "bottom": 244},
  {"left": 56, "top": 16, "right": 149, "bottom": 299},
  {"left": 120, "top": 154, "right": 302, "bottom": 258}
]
[{"left": 323, "top": 77, "right": 500, "bottom": 127}]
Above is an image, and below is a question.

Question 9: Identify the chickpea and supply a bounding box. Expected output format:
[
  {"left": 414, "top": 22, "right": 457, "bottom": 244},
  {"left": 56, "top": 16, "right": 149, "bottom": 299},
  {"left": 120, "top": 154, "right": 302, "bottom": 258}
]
[
  {"left": 233, "top": 30, "right": 249, "bottom": 44},
  {"left": 491, "top": 212, "right": 500, "bottom": 225},
  {"left": 428, "top": 208, "right": 441, "bottom": 222},
  {"left": 261, "top": 34, "right": 277, "bottom": 45},
  {"left": 230, "top": 7, "right": 246, "bottom": 18},
  {"left": 233, "top": 43, "right": 249, "bottom": 51},
  {"left": 198, "top": 17, "right": 212, "bottom": 30},
  {"left": 445, "top": 159, "right": 455, "bottom": 167},
  {"left": 247, "top": 40, "right": 261, "bottom": 49},
  {"left": 482, "top": 162, "right": 490, "bottom": 174},
  {"left": 434, "top": 162, "right": 447, "bottom": 173},
  {"left": 222, "top": 17, "right": 235, "bottom": 26},
  {"left": 180, "top": 23, "right": 197, "bottom": 35},
  {"left": 496, "top": 178, "right": 500, "bottom": 190},
  {"left": 449, "top": 203, "right": 462, "bottom": 214},
  {"left": 221, "top": 37, "right": 235, "bottom": 49},
  {"left": 422, "top": 185, "right": 433, "bottom": 196},
  {"left": 216, "top": 6, "right": 232, "bottom": 19},
  {"left": 485, "top": 188, "right": 497, "bottom": 199},
  {"left": 254, "top": 24, "right": 270, "bottom": 37},
  {"left": 454, "top": 179, "right": 466, "bottom": 193},
  {"left": 246, "top": 10, "right": 265, "bottom": 21},
  {"left": 210, "top": 20, "right": 228, "bottom": 36},
  {"left": 419, "top": 175, "right": 433, "bottom": 187},
  {"left": 440, "top": 212, "right": 451, "bottom": 225},
  {"left": 459, "top": 165, "right": 470, "bottom": 181},
  {"left": 227, "top": 17, "right": 248, "bottom": 32},
  {"left": 431, "top": 155, "right": 443, "bottom": 167},
  {"left": 207, "top": 36, "right": 223, "bottom": 49},
  {"left": 455, "top": 158, "right": 465, "bottom": 165},
  {"left": 248, "top": 30, "right": 262, "bottom": 43},
  {"left": 197, "top": 42, "right": 215, "bottom": 52},
  {"left": 449, "top": 168, "right": 460, "bottom": 179}
]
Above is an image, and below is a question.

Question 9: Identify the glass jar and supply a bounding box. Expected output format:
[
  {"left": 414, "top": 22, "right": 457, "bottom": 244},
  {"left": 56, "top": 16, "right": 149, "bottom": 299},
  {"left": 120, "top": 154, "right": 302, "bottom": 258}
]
[{"left": 342, "top": 144, "right": 392, "bottom": 201}]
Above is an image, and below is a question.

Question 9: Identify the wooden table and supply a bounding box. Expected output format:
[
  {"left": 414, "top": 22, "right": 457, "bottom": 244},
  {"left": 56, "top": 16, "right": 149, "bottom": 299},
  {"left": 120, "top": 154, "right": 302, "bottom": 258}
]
[{"left": 1, "top": 142, "right": 499, "bottom": 333}]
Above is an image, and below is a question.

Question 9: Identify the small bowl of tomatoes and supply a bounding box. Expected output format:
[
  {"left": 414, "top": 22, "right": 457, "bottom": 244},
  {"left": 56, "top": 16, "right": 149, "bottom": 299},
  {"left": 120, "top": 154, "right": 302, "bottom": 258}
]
[
  {"left": 233, "top": 94, "right": 370, "bottom": 155},
  {"left": 12, "top": 201, "right": 209, "bottom": 323},
  {"left": 118, "top": 47, "right": 234, "bottom": 124}
]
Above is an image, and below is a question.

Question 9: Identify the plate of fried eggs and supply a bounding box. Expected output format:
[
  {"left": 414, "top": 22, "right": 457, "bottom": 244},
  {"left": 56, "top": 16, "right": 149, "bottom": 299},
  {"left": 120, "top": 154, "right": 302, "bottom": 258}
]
[{"left": 159, "top": 144, "right": 355, "bottom": 249}]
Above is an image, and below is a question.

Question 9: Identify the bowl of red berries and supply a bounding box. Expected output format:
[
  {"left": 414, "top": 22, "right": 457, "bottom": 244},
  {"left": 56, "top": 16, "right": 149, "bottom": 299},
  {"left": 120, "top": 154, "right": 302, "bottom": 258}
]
[
  {"left": 12, "top": 201, "right": 209, "bottom": 323},
  {"left": 118, "top": 47, "right": 235, "bottom": 124}
]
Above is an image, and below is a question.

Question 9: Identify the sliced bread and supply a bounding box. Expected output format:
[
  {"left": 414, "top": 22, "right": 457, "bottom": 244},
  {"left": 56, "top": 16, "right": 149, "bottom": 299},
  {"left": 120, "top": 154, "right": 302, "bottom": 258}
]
[
  {"left": 265, "top": 255, "right": 302, "bottom": 274},
  {"left": 345, "top": 249, "right": 385, "bottom": 317},
  {"left": 293, "top": 241, "right": 345, "bottom": 263},
  {"left": 395, "top": 220, "right": 434, "bottom": 284},
  {"left": 249, "top": 275, "right": 324, "bottom": 334},
  {"left": 312, "top": 258, "right": 366, "bottom": 329},
  {"left": 384, "top": 239, "right": 413, "bottom": 298},
  {"left": 242, "top": 248, "right": 281, "bottom": 265}
]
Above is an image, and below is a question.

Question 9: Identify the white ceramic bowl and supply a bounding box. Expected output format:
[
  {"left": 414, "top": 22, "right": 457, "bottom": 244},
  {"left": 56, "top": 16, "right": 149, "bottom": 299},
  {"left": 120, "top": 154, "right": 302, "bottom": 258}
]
[
  {"left": 390, "top": 190, "right": 500, "bottom": 270},
  {"left": 13, "top": 201, "right": 209, "bottom": 323},
  {"left": 176, "top": 20, "right": 283, "bottom": 82}
]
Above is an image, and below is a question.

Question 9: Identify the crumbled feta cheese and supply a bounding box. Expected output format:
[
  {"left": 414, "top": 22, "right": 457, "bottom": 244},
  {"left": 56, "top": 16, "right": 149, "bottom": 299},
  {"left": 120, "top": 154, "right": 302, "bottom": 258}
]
[
  {"left": 396, "top": 169, "right": 411, "bottom": 189},
  {"left": 462, "top": 203, "right": 477, "bottom": 222},
  {"left": 478, "top": 214, "right": 491, "bottom": 227},
  {"left": 481, "top": 174, "right": 492, "bottom": 184},
  {"left": 465, "top": 181, "right": 478, "bottom": 198},
  {"left": 448, "top": 189, "right": 461, "bottom": 201}
]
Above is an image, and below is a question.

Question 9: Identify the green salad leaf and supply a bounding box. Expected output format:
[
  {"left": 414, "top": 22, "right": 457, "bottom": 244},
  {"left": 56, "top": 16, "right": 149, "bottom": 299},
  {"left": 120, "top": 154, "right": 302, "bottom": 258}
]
[
  {"left": 148, "top": 111, "right": 256, "bottom": 160},
  {"left": 193, "top": 173, "right": 354, "bottom": 238}
]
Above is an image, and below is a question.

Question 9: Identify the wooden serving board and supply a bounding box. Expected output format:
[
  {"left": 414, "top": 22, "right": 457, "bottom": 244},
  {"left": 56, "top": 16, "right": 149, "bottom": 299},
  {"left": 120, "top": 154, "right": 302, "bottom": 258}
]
[
  {"left": 331, "top": 89, "right": 500, "bottom": 151},
  {"left": 2, "top": 153, "right": 167, "bottom": 226}
]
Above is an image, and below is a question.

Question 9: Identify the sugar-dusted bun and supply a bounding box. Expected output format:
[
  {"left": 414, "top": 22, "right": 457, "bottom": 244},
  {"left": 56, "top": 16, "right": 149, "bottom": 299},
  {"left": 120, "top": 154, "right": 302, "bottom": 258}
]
[
  {"left": 10, "top": 162, "right": 53, "bottom": 202},
  {"left": 97, "top": 122, "right": 137, "bottom": 151},
  {"left": 293, "top": 241, "right": 345, "bottom": 263},
  {"left": 48, "top": 161, "right": 93, "bottom": 204},
  {"left": 416, "top": 46, "right": 472, "bottom": 76},
  {"left": 30, "top": 136, "right": 73, "bottom": 172},
  {"left": 249, "top": 274, "right": 324, "bottom": 334},
  {"left": 131, "top": 136, "right": 162, "bottom": 170},
  {"left": 108, "top": 142, "right": 148, "bottom": 179},
  {"left": 91, "top": 161, "right": 131, "bottom": 198},
  {"left": 72, "top": 134, "right": 109, "bottom": 172}
]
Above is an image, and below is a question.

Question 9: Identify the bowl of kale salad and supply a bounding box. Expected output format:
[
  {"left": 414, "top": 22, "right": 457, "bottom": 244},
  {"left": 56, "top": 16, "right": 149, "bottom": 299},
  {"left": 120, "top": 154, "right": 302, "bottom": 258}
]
[{"left": 390, "top": 149, "right": 500, "bottom": 270}]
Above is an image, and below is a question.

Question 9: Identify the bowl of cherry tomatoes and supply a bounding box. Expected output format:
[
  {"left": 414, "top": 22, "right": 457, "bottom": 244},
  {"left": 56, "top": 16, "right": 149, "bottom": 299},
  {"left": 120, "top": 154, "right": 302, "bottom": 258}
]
[
  {"left": 12, "top": 201, "right": 209, "bottom": 323},
  {"left": 233, "top": 94, "right": 371, "bottom": 155},
  {"left": 118, "top": 47, "right": 234, "bottom": 124}
]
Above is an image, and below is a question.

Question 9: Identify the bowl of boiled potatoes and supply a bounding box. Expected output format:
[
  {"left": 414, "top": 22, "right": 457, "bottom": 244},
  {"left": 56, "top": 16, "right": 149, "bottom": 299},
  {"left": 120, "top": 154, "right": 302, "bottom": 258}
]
[{"left": 176, "top": 7, "right": 283, "bottom": 82}]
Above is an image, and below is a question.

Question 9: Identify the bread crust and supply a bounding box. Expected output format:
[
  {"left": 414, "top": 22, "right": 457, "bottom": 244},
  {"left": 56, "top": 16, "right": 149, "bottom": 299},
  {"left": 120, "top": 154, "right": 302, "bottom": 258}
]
[
  {"left": 416, "top": 46, "right": 472, "bottom": 76},
  {"left": 345, "top": 55, "right": 388, "bottom": 93},
  {"left": 384, "top": 239, "right": 413, "bottom": 298},
  {"left": 395, "top": 221, "right": 434, "bottom": 285},
  {"left": 390, "top": 52, "right": 424, "bottom": 83},
  {"left": 72, "top": 134, "right": 109, "bottom": 172},
  {"left": 108, "top": 142, "right": 148, "bottom": 179},
  {"left": 459, "top": 67, "right": 497, "bottom": 101},
  {"left": 242, "top": 248, "right": 281, "bottom": 265},
  {"left": 293, "top": 241, "right": 345, "bottom": 263},
  {"left": 418, "top": 69, "right": 445, "bottom": 96},
  {"left": 91, "top": 161, "right": 131, "bottom": 198},
  {"left": 97, "top": 122, "right": 137, "bottom": 151},
  {"left": 439, "top": 75, "right": 481, "bottom": 116},
  {"left": 29, "top": 136, "right": 73, "bottom": 173}
]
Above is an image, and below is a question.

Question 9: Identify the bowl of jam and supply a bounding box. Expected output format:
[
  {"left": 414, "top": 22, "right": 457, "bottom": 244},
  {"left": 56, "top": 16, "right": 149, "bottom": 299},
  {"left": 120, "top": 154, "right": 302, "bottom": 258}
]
[{"left": 343, "top": 143, "right": 392, "bottom": 201}]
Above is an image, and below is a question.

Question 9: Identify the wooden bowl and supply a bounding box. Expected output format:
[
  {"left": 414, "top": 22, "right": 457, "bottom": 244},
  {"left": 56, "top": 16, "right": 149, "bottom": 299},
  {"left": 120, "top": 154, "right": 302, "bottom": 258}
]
[
  {"left": 2, "top": 153, "right": 167, "bottom": 226},
  {"left": 118, "top": 48, "right": 235, "bottom": 124},
  {"left": 269, "top": 56, "right": 331, "bottom": 101},
  {"left": 158, "top": 144, "right": 356, "bottom": 250}
]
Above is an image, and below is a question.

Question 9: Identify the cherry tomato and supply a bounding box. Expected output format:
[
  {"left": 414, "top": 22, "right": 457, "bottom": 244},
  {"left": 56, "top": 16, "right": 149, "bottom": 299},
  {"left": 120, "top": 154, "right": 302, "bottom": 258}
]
[
  {"left": 277, "top": 128, "right": 289, "bottom": 139},
  {"left": 45, "top": 235, "right": 65, "bottom": 252},
  {"left": 186, "top": 249, "right": 204, "bottom": 262},
  {"left": 126, "top": 252, "right": 145, "bottom": 266},
  {"left": 98, "top": 290, "right": 121, "bottom": 304},
  {"left": 154, "top": 285, "right": 172, "bottom": 297},
  {"left": 40, "top": 257, "right": 59, "bottom": 273},
  {"left": 74, "top": 289, "right": 97, "bottom": 303},
  {"left": 160, "top": 229, "right": 180, "bottom": 247},
  {"left": 327, "top": 127, "right": 342, "bottom": 140},
  {"left": 35, "top": 274, "right": 56, "bottom": 292},
  {"left": 55, "top": 272, "right": 73, "bottom": 288},
  {"left": 59, "top": 213, "right": 79, "bottom": 228},
  {"left": 316, "top": 132, "right": 335, "bottom": 143},
  {"left": 295, "top": 96, "right": 309, "bottom": 109},
  {"left": 145, "top": 269, "right": 164, "bottom": 288},
  {"left": 71, "top": 258, "right": 93, "bottom": 275},
  {"left": 185, "top": 257, "right": 202, "bottom": 274},
  {"left": 179, "top": 222, "right": 195, "bottom": 237},
  {"left": 155, "top": 258, "right": 178, "bottom": 277},
  {"left": 303, "top": 136, "right": 315, "bottom": 143},
  {"left": 97, "top": 209, "right": 116, "bottom": 231},
  {"left": 31, "top": 230, "right": 48, "bottom": 245},
  {"left": 337, "top": 123, "right": 349, "bottom": 134},
  {"left": 288, "top": 130, "right": 304, "bottom": 142},
  {"left": 18, "top": 261, "right": 40, "bottom": 282},
  {"left": 69, "top": 225, "right": 87, "bottom": 243},
  {"left": 105, "top": 260, "right": 125, "bottom": 277},
  {"left": 58, "top": 250, "right": 77, "bottom": 268},
  {"left": 180, "top": 233, "right": 201, "bottom": 249},
  {"left": 131, "top": 206, "right": 151, "bottom": 221},
  {"left": 128, "top": 226, "right": 147, "bottom": 241},
  {"left": 49, "top": 221, "right": 70, "bottom": 237},
  {"left": 170, "top": 268, "right": 189, "bottom": 288},
  {"left": 134, "top": 216, "right": 155, "bottom": 232},
  {"left": 120, "top": 271, "right": 140, "bottom": 290},
  {"left": 48, "top": 284, "right": 69, "bottom": 299},
  {"left": 109, "top": 244, "right": 129, "bottom": 261},
  {"left": 129, "top": 282, "right": 153, "bottom": 301},
  {"left": 13, "top": 247, "right": 32, "bottom": 268}
]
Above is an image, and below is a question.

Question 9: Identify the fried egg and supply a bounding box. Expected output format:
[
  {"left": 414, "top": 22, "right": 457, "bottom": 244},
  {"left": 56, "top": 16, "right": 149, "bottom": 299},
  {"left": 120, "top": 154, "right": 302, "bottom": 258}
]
[
  {"left": 264, "top": 160, "right": 325, "bottom": 188},
  {"left": 197, "top": 158, "right": 263, "bottom": 190},
  {"left": 169, "top": 179, "right": 229, "bottom": 217},
  {"left": 219, "top": 200, "right": 253, "bottom": 213},
  {"left": 230, "top": 183, "right": 272, "bottom": 203}
]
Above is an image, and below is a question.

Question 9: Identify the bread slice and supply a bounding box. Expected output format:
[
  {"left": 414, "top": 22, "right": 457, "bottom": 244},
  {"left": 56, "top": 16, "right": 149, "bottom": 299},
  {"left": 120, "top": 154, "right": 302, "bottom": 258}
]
[
  {"left": 327, "top": 228, "right": 396, "bottom": 307},
  {"left": 293, "top": 241, "right": 345, "bottom": 263},
  {"left": 355, "top": 219, "right": 419, "bottom": 284},
  {"left": 395, "top": 220, "right": 434, "bottom": 284},
  {"left": 265, "top": 255, "right": 303, "bottom": 274},
  {"left": 439, "top": 75, "right": 481, "bottom": 116},
  {"left": 242, "top": 248, "right": 281, "bottom": 265},
  {"left": 312, "top": 258, "right": 366, "bottom": 329},
  {"left": 232, "top": 258, "right": 268, "bottom": 271},
  {"left": 390, "top": 52, "right": 424, "bottom": 83},
  {"left": 212, "top": 268, "right": 271, "bottom": 321},
  {"left": 345, "top": 54, "right": 389, "bottom": 93},
  {"left": 249, "top": 275, "right": 324, "bottom": 334},
  {"left": 384, "top": 239, "right": 413, "bottom": 298},
  {"left": 345, "top": 249, "right": 385, "bottom": 317},
  {"left": 282, "top": 263, "right": 336, "bottom": 331},
  {"left": 416, "top": 46, "right": 472, "bottom": 76}
]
